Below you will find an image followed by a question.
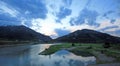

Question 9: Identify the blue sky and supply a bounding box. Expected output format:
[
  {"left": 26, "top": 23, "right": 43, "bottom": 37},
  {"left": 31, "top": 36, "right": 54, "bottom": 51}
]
[{"left": 0, "top": 0, "right": 120, "bottom": 38}]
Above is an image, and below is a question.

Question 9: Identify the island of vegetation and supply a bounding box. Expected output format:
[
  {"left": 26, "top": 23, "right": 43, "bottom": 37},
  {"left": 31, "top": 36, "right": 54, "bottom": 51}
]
[{"left": 39, "top": 43, "right": 120, "bottom": 64}]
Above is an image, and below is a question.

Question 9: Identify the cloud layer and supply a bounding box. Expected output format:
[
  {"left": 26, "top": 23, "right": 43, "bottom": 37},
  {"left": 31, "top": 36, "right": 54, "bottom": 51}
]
[
  {"left": 0, "top": 0, "right": 120, "bottom": 38},
  {"left": 70, "top": 8, "right": 99, "bottom": 27}
]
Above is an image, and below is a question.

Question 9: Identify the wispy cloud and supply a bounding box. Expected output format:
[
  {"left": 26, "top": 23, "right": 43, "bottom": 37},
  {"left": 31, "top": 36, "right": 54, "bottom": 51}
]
[
  {"left": 1, "top": 0, "right": 48, "bottom": 19},
  {"left": 69, "top": 8, "right": 99, "bottom": 27},
  {"left": 0, "top": 0, "right": 48, "bottom": 26},
  {"left": 98, "top": 19, "right": 120, "bottom": 32},
  {"left": 0, "top": 1, "right": 21, "bottom": 26},
  {"left": 0, "top": 1, "right": 19, "bottom": 17},
  {"left": 103, "top": 11, "right": 115, "bottom": 18},
  {"left": 56, "top": 7, "right": 72, "bottom": 22},
  {"left": 100, "top": 25, "right": 119, "bottom": 31}
]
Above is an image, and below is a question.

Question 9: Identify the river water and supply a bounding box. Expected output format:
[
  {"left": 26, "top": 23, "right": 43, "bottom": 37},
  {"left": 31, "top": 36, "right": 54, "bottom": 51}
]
[{"left": 0, "top": 44, "right": 96, "bottom": 66}]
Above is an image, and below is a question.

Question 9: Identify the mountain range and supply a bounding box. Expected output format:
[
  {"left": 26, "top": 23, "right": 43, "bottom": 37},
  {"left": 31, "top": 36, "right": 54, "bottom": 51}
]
[
  {"left": 0, "top": 25, "right": 120, "bottom": 44},
  {"left": 54, "top": 29, "right": 120, "bottom": 43},
  {"left": 0, "top": 25, "right": 52, "bottom": 42}
]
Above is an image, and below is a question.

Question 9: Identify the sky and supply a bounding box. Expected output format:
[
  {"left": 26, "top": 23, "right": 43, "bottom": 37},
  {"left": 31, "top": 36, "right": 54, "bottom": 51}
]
[{"left": 0, "top": 0, "right": 120, "bottom": 39}]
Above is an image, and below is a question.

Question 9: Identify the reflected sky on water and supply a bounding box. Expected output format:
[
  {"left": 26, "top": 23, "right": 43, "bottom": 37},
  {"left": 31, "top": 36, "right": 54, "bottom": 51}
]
[{"left": 0, "top": 44, "right": 96, "bottom": 66}]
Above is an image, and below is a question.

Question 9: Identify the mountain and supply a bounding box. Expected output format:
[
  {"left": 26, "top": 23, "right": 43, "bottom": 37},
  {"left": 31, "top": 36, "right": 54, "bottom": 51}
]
[
  {"left": 0, "top": 25, "right": 52, "bottom": 42},
  {"left": 55, "top": 29, "right": 120, "bottom": 43}
]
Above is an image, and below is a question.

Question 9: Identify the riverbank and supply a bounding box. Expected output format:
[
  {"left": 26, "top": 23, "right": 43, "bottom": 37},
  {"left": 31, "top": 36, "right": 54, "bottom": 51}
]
[
  {"left": 88, "top": 63, "right": 120, "bottom": 66},
  {"left": 0, "top": 40, "right": 41, "bottom": 48},
  {"left": 39, "top": 43, "right": 120, "bottom": 65}
]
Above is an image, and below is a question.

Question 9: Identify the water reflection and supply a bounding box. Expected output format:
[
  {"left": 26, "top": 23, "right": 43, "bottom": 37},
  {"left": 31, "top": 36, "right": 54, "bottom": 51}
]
[
  {"left": 0, "top": 44, "right": 96, "bottom": 66},
  {"left": 38, "top": 49, "right": 96, "bottom": 66}
]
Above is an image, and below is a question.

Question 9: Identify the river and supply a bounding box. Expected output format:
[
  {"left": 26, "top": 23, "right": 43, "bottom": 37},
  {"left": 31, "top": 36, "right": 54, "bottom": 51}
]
[{"left": 0, "top": 44, "right": 96, "bottom": 66}]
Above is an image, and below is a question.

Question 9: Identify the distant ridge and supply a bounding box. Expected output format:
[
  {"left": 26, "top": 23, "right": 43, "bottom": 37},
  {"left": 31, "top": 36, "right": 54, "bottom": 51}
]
[
  {"left": 55, "top": 29, "right": 120, "bottom": 43},
  {"left": 0, "top": 25, "right": 52, "bottom": 42}
]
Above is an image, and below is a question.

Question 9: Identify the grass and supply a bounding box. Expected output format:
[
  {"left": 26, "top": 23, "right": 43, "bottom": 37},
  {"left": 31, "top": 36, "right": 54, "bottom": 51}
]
[
  {"left": 39, "top": 45, "right": 62, "bottom": 55},
  {"left": 39, "top": 43, "right": 74, "bottom": 55},
  {"left": 69, "top": 47, "right": 94, "bottom": 56},
  {"left": 39, "top": 43, "right": 100, "bottom": 55},
  {"left": 104, "top": 49, "right": 120, "bottom": 62}
]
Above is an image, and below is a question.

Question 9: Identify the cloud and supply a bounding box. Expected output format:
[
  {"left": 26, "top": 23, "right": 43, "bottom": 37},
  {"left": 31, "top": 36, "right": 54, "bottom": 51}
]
[
  {"left": 46, "top": 0, "right": 72, "bottom": 22},
  {"left": 0, "top": 1, "right": 20, "bottom": 23},
  {"left": 66, "top": 23, "right": 97, "bottom": 32},
  {"left": 0, "top": 0, "right": 48, "bottom": 27},
  {"left": 0, "top": 1, "right": 19, "bottom": 17},
  {"left": 110, "top": 19, "right": 116, "bottom": 23},
  {"left": 103, "top": 11, "right": 114, "bottom": 18},
  {"left": 21, "top": 19, "right": 33, "bottom": 27},
  {"left": 102, "top": 11, "right": 118, "bottom": 21},
  {"left": 0, "top": 1, "right": 21, "bottom": 26},
  {"left": 62, "top": 0, "right": 72, "bottom": 6},
  {"left": 0, "top": 14, "right": 21, "bottom": 26},
  {"left": 69, "top": 8, "right": 99, "bottom": 27},
  {"left": 0, "top": 0, "right": 120, "bottom": 38},
  {"left": 104, "top": 29, "right": 120, "bottom": 37},
  {"left": 100, "top": 25, "right": 119, "bottom": 31},
  {"left": 2, "top": 0, "right": 48, "bottom": 19},
  {"left": 98, "top": 19, "right": 119, "bottom": 37},
  {"left": 55, "top": 29, "right": 70, "bottom": 37},
  {"left": 69, "top": 18, "right": 75, "bottom": 26},
  {"left": 29, "top": 14, "right": 63, "bottom": 37},
  {"left": 98, "top": 19, "right": 120, "bottom": 29},
  {"left": 56, "top": 7, "right": 72, "bottom": 22}
]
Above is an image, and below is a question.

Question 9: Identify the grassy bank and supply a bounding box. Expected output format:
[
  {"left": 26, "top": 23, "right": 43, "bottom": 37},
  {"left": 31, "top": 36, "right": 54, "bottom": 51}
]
[
  {"left": 39, "top": 43, "right": 120, "bottom": 64},
  {"left": 39, "top": 43, "right": 102, "bottom": 55},
  {"left": 39, "top": 43, "right": 72, "bottom": 55}
]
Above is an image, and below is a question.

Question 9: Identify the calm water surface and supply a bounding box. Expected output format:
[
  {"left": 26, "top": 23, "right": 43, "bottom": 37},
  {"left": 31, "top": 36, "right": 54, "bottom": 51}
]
[{"left": 0, "top": 44, "right": 96, "bottom": 66}]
